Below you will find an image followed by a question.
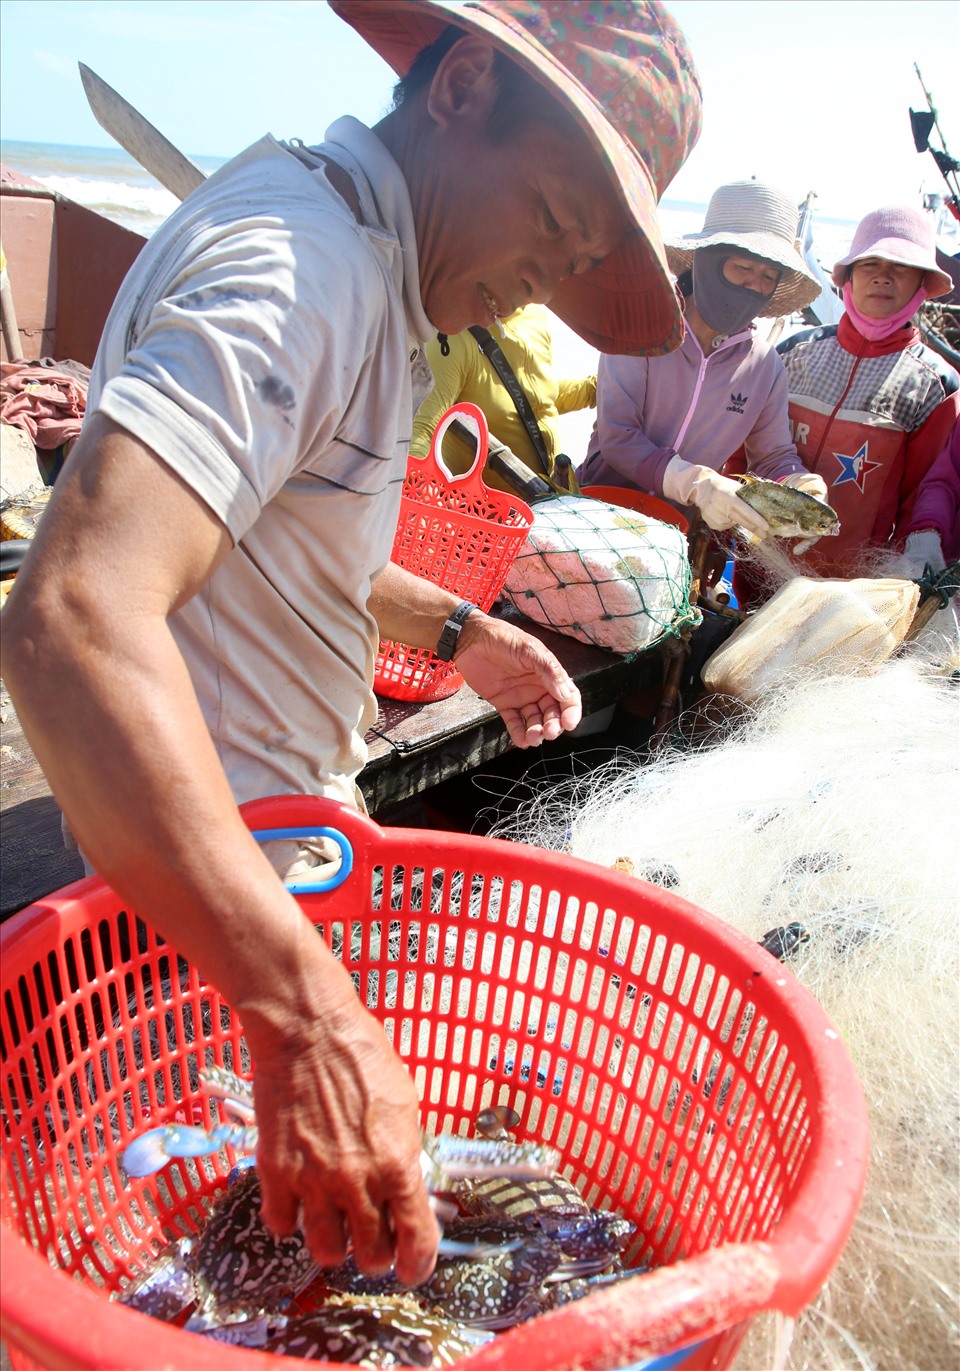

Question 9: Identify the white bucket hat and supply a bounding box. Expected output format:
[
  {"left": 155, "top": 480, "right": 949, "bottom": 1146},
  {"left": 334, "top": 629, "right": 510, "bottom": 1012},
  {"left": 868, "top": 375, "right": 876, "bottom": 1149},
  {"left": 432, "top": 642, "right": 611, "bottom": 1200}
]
[
  {"left": 831, "top": 205, "right": 953, "bottom": 298},
  {"left": 665, "top": 180, "right": 820, "bottom": 317}
]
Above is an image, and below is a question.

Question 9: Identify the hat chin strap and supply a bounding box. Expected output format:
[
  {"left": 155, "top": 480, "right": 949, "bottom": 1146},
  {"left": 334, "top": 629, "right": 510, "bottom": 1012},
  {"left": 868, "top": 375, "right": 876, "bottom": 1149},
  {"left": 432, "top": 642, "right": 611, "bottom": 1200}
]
[{"left": 692, "top": 245, "right": 773, "bottom": 336}]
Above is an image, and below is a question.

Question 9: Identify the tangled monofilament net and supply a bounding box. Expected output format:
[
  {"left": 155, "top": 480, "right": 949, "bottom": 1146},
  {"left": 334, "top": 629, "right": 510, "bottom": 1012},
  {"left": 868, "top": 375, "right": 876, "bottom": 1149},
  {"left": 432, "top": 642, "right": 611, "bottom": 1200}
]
[{"left": 490, "top": 656, "right": 960, "bottom": 1371}]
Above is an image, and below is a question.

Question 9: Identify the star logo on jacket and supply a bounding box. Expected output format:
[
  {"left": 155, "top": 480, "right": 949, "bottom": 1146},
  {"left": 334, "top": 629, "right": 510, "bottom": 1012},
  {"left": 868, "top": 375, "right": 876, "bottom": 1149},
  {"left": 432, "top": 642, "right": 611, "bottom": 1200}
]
[
  {"left": 726, "top": 392, "right": 747, "bottom": 414},
  {"left": 831, "top": 441, "right": 883, "bottom": 492}
]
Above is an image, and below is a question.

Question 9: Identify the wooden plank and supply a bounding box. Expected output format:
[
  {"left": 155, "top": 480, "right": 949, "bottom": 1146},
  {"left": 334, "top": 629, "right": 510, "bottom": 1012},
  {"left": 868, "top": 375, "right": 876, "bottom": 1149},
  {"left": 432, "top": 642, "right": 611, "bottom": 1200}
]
[
  {"left": 360, "top": 613, "right": 658, "bottom": 813},
  {"left": 0, "top": 194, "right": 57, "bottom": 362},
  {"left": 0, "top": 682, "right": 85, "bottom": 916}
]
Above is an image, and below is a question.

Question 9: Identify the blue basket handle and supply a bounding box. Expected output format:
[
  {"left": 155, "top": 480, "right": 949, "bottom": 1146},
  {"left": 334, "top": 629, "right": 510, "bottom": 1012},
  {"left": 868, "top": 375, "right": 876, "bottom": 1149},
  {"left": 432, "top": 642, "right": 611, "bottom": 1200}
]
[
  {"left": 250, "top": 825, "right": 354, "bottom": 894},
  {"left": 619, "top": 1340, "right": 702, "bottom": 1370}
]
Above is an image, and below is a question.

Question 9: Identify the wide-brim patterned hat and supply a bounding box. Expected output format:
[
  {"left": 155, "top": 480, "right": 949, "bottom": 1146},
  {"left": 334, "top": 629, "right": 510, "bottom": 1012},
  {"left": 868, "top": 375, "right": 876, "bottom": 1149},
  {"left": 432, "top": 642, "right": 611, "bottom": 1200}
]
[
  {"left": 329, "top": 0, "right": 702, "bottom": 356},
  {"left": 831, "top": 205, "right": 953, "bottom": 298},
  {"left": 665, "top": 180, "right": 821, "bottom": 318}
]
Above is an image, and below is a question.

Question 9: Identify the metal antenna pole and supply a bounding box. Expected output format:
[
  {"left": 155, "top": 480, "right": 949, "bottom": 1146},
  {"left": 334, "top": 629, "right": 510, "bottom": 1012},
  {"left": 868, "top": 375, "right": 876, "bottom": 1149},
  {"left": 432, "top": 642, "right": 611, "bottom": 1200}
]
[{"left": 913, "top": 64, "right": 960, "bottom": 201}]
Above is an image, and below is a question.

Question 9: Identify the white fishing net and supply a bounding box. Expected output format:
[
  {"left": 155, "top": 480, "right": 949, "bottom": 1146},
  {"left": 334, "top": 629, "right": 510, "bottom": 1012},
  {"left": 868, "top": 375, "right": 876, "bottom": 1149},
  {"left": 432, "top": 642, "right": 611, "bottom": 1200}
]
[{"left": 489, "top": 653, "right": 960, "bottom": 1371}]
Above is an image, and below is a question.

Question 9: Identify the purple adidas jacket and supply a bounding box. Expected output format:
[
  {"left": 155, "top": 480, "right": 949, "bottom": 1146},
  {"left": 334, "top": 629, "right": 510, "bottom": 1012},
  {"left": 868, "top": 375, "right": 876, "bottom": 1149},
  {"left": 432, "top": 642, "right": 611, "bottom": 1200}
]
[{"left": 578, "top": 325, "right": 807, "bottom": 498}]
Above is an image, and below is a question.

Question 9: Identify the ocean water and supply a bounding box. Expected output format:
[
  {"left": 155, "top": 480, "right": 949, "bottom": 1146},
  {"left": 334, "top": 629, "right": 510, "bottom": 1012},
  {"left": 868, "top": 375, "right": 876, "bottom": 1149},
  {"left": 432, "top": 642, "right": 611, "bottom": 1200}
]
[
  {"left": 0, "top": 139, "right": 226, "bottom": 236},
  {"left": 0, "top": 137, "right": 861, "bottom": 257}
]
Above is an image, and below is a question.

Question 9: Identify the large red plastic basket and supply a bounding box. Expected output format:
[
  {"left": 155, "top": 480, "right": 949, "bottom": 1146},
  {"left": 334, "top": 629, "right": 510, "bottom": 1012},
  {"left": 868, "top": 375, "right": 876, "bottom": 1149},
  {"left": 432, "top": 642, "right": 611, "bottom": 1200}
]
[
  {"left": 0, "top": 795, "right": 868, "bottom": 1371},
  {"left": 374, "top": 402, "right": 533, "bottom": 703}
]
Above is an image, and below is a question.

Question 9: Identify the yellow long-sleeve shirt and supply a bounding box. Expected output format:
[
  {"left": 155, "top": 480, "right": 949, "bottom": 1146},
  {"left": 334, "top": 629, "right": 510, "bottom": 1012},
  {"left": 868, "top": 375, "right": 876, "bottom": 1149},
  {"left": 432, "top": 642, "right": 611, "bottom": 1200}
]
[{"left": 410, "top": 305, "right": 596, "bottom": 492}]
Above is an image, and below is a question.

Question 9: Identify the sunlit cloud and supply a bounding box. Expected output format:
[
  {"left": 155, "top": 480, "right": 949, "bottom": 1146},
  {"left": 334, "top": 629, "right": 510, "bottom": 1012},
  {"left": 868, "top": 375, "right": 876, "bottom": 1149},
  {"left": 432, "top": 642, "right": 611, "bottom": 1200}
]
[{"left": 35, "top": 49, "right": 75, "bottom": 78}]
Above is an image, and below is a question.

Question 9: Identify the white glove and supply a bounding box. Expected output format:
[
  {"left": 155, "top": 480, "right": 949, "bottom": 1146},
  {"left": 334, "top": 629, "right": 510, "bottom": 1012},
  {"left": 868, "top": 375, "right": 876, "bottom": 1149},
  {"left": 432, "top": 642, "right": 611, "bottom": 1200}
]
[
  {"left": 661, "top": 455, "right": 770, "bottom": 536},
  {"left": 902, "top": 528, "right": 945, "bottom": 577},
  {"left": 782, "top": 470, "right": 829, "bottom": 502}
]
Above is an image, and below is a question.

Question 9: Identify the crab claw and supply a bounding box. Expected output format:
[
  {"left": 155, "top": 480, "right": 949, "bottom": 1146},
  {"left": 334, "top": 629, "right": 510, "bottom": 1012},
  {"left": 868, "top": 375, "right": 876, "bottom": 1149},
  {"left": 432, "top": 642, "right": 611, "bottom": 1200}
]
[
  {"left": 161, "top": 1123, "right": 232, "bottom": 1159},
  {"left": 122, "top": 1123, "right": 238, "bottom": 1177},
  {"left": 122, "top": 1127, "right": 182, "bottom": 1178}
]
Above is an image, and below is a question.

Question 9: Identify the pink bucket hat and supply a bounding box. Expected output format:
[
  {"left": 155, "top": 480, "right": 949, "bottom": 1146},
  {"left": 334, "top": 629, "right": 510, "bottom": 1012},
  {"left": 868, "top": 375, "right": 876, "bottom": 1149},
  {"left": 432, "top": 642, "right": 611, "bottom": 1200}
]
[
  {"left": 831, "top": 205, "right": 953, "bottom": 298},
  {"left": 329, "top": 0, "right": 703, "bottom": 356}
]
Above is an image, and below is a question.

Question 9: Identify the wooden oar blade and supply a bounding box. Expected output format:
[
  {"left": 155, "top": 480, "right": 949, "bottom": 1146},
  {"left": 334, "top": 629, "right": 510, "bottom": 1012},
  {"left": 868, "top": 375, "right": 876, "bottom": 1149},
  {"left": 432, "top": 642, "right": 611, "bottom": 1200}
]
[{"left": 78, "top": 62, "right": 205, "bottom": 202}]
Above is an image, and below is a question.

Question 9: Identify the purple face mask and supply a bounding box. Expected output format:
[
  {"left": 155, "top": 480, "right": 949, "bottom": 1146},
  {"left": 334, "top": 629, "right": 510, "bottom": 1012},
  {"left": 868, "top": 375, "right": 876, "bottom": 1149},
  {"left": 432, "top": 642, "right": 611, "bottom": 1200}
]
[{"left": 692, "top": 245, "right": 778, "bottom": 336}]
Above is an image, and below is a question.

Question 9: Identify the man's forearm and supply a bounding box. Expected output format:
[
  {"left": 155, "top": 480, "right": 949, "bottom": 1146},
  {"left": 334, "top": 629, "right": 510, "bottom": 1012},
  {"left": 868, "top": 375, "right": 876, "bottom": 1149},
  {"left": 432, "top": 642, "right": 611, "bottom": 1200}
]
[
  {"left": 368, "top": 562, "right": 468, "bottom": 650},
  {"left": 3, "top": 580, "right": 359, "bottom": 1047}
]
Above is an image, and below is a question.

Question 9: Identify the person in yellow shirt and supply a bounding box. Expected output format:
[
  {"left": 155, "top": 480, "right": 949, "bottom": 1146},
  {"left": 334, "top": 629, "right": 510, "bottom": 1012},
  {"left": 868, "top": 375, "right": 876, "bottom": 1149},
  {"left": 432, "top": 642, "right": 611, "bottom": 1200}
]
[{"left": 410, "top": 303, "right": 596, "bottom": 492}]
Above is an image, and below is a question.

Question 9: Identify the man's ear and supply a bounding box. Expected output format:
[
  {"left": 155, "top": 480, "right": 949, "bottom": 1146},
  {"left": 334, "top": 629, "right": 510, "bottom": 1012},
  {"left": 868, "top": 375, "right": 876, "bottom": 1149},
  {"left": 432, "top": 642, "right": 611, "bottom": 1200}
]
[{"left": 426, "top": 36, "right": 498, "bottom": 129}]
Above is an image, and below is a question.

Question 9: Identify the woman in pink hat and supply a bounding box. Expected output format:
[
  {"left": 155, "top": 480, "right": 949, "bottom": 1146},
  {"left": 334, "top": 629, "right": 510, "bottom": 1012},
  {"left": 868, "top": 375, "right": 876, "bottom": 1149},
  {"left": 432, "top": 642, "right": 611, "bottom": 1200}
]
[{"left": 777, "top": 205, "right": 959, "bottom": 578}]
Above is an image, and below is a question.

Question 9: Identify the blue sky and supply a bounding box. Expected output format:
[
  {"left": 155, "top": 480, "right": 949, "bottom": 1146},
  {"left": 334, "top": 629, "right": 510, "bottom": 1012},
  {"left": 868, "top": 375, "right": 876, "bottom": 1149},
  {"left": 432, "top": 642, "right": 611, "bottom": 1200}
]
[{"left": 1, "top": 0, "right": 958, "bottom": 221}]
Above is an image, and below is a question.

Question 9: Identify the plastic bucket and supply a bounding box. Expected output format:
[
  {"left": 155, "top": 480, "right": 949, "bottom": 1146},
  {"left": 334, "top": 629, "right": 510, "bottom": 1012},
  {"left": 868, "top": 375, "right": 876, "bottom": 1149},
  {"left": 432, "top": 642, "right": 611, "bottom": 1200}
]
[
  {"left": 581, "top": 485, "right": 690, "bottom": 535},
  {"left": 0, "top": 795, "right": 868, "bottom": 1371},
  {"left": 374, "top": 404, "right": 533, "bottom": 703}
]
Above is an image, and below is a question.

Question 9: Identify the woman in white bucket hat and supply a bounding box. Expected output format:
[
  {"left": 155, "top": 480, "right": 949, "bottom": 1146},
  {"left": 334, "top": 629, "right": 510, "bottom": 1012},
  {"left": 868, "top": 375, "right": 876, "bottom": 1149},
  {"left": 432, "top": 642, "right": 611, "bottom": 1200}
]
[
  {"left": 774, "top": 204, "right": 959, "bottom": 581},
  {"left": 580, "top": 180, "right": 824, "bottom": 540}
]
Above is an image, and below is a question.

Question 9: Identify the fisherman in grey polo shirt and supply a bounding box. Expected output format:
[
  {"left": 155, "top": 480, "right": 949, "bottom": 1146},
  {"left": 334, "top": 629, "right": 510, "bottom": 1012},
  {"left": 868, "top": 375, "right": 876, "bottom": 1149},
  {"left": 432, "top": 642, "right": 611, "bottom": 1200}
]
[{"left": 4, "top": 1, "right": 701, "bottom": 1281}]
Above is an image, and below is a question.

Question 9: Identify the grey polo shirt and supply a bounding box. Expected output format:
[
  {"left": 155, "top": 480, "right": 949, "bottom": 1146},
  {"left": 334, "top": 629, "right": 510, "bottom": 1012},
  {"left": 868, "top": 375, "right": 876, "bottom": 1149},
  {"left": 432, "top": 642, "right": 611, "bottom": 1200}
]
[{"left": 89, "top": 117, "right": 435, "bottom": 813}]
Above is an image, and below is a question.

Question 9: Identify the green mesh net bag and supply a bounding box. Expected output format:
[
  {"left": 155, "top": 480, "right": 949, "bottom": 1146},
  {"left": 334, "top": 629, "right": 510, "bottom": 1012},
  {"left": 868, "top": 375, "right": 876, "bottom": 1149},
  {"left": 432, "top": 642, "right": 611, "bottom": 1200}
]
[{"left": 501, "top": 495, "right": 699, "bottom": 654}]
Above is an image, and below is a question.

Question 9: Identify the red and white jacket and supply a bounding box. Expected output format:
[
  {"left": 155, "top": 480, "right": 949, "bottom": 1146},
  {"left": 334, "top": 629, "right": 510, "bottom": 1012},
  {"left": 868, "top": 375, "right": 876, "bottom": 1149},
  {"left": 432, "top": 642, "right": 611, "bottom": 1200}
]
[{"left": 776, "top": 313, "right": 959, "bottom": 576}]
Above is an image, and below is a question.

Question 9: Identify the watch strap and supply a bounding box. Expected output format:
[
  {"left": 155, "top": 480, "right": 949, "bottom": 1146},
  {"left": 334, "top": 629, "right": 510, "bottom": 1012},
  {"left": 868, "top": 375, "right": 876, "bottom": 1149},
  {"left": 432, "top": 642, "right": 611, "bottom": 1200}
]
[{"left": 436, "top": 601, "right": 479, "bottom": 661}]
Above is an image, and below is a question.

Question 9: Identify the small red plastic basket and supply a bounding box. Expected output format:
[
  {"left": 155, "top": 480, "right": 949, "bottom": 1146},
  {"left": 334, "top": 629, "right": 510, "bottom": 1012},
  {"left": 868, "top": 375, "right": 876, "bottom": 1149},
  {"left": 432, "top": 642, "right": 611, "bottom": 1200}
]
[
  {"left": 374, "top": 403, "right": 533, "bottom": 702},
  {"left": 0, "top": 796, "right": 868, "bottom": 1371}
]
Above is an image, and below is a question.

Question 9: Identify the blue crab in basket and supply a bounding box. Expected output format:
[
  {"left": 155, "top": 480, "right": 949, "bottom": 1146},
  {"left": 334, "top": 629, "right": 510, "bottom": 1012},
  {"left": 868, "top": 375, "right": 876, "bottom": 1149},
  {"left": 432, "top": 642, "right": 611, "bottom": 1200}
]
[
  {"left": 456, "top": 1172, "right": 636, "bottom": 1276},
  {"left": 117, "top": 1068, "right": 569, "bottom": 1336},
  {"left": 121, "top": 1064, "right": 559, "bottom": 1239}
]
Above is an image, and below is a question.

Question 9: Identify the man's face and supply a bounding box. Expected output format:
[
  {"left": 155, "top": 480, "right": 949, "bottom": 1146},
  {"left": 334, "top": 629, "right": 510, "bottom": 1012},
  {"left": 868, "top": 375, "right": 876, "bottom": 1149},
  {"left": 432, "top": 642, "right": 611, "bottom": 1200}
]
[{"left": 413, "top": 119, "right": 630, "bottom": 336}]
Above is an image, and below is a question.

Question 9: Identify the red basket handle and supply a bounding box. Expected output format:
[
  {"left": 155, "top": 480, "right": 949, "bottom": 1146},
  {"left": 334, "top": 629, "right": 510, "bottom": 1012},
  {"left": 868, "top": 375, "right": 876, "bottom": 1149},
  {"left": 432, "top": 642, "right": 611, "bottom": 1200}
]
[
  {"left": 241, "top": 795, "right": 381, "bottom": 858},
  {"left": 417, "top": 400, "right": 494, "bottom": 502}
]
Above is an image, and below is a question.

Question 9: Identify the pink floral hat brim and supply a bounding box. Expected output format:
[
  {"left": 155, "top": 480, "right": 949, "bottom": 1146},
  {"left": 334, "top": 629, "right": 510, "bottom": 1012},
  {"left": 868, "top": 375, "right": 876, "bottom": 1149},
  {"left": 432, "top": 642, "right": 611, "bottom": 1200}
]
[{"left": 330, "top": 0, "right": 703, "bottom": 355}]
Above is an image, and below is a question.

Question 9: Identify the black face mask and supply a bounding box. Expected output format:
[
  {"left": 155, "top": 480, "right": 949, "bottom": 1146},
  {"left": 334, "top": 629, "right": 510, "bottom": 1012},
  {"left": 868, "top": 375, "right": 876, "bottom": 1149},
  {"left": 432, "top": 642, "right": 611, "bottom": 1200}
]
[{"left": 692, "top": 245, "right": 779, "bottom": 335}]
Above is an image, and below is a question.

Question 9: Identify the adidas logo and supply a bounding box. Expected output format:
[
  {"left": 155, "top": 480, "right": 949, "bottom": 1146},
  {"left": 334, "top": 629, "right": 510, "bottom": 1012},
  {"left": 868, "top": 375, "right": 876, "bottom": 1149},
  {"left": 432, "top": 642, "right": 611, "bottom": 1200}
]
[{"left": 726, "top": 392, "right": 747, "bottom": 414}]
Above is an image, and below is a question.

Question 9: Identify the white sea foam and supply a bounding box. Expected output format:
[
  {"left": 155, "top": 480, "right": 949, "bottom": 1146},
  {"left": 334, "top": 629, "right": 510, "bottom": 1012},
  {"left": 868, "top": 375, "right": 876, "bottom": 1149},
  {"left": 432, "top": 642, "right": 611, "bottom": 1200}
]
[
  {"left": 0, "top": 140, "right": 223, "bottom": 236},
  {"left": 31, "top": 173, "right": 180, "bottom": 232}
]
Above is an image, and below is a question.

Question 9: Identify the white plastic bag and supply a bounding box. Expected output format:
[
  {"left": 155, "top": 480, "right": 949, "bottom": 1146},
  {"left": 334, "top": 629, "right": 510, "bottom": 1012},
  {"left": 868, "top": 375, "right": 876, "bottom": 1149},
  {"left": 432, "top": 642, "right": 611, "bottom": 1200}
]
[{"left": 702, "top": 576, "right": 920, "bottom": 702}]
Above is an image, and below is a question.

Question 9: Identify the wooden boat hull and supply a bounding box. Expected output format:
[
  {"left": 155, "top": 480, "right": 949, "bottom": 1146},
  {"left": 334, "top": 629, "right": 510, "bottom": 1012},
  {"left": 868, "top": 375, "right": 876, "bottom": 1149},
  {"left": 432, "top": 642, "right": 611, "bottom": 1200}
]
[{"left": 0, "top": 166, "right": 145, "bottom": 367}]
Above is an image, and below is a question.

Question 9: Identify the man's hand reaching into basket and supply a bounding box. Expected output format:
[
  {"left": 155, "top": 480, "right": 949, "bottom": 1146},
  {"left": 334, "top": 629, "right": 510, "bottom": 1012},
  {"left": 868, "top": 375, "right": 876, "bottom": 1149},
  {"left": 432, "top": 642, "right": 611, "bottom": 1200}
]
[
  {"left": 241, "top": 942, "right": 441, "bottom": 1287},
  {"left": 369, "top": 565, "right": 582, "bottom": 748},
  {"left": 453, "top": 610, "right": 583, "bottom": 748}
]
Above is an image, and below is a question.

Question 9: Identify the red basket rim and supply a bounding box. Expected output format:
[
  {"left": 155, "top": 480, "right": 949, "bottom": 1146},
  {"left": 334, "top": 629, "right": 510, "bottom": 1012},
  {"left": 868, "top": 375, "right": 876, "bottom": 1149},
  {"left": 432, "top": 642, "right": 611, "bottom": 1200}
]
[{"left": 581, "top": 484, "right": 691, "bottom": 533}]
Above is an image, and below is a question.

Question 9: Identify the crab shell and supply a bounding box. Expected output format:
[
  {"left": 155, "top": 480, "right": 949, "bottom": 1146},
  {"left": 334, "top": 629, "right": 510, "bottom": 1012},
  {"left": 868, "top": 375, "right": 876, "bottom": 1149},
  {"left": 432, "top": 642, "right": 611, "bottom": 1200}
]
[
  {"left": 458, "top": 1173, "right": 635, "bottom": 1274},
  {"left": 262, "top": 1295, "right": 489, "bottom": 1366},
  {"left": 113, "top": 1237, "right": 196, "bottom": 1323},
  {"left": 318, "top": 1256, "right": 405, "bottom": 1300},
  {"left": 418, "top": 1216, "right": 563, "bottom": 1330},
  {"left": 185, "top": 1169, "right": 318, "bottom": 1331},
  {"left": 458, "top": 1172, "right": 588, "bottom": 1221}
]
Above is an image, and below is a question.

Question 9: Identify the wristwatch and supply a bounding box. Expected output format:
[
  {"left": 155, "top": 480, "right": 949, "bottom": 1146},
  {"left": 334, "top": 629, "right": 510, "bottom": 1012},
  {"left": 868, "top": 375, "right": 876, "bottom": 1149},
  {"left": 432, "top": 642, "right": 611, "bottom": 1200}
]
[{"left": 436, "top": 601, "right": 479, "bottom": 661}]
